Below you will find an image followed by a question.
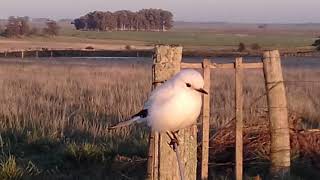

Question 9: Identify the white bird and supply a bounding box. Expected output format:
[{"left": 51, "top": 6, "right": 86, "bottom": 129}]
[{"left": 110, "top": 69, "right": 207, "bottom": 143}]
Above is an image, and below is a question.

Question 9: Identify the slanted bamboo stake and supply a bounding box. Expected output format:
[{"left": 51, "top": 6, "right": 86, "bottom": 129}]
[{"left": 235, "top": 57, "right": 243, "bottom": 180}]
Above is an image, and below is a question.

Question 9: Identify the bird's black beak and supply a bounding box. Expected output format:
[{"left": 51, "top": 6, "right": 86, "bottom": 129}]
[{"left": 196, "top": 88, "right": 208, "bottom": 94}]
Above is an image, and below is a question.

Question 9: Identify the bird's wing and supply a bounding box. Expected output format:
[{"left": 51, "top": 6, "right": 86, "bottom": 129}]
[{"left": 144, "top": 81, "right": 175, "bottom": 109}]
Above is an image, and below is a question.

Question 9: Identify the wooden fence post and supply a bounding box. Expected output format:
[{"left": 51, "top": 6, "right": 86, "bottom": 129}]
[
  {"left": 235, "top": 57, "right": 243, "bottom": 180},
  {"left": 201, "top": 59, "right": 211, "bottom": 180},
  {"left": 147, "top": 45, "right": 197, "bottom": 180},
  {"left": 21, "top": 51, "right": 24, "bottom": 59},
  {"left": 262, "top": 50, "right": 290, "bottom": 179}
]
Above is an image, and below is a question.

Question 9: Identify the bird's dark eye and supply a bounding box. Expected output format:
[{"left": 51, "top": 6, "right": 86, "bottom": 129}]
[{"left": 186, "top": 83, "right": 191, "bottom": 87}]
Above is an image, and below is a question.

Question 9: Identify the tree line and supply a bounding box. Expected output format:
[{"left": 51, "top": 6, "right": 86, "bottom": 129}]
[
  {"left": 312, "top": 37, "right": 320, "bottom": 51},
  {"left": 73, "top": 9, "right": 173, "bottom": 31},
  {"left": 0, "top": 16, "right": 60, "bottom": 38}
]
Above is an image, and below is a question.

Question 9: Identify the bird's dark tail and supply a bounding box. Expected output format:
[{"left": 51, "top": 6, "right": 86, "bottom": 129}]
[{"left": 108, "top": 109, "right": 148, "bottom": 129}]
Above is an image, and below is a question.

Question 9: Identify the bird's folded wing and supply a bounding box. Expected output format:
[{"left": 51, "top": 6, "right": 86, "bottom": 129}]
[{"left": 144, "top": 81, "right": 175, "bottom": 109}]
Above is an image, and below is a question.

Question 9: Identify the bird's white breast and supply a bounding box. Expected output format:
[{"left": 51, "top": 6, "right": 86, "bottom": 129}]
[{"left": 147, "top": 89, "right": 202, "bottom": 132}]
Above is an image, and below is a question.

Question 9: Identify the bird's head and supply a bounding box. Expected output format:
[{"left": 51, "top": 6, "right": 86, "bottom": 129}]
[{"left": 173, "top": 69, "right": 208, "bottom": 95}]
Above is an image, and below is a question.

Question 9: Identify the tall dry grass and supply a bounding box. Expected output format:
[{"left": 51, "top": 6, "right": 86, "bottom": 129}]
[{"left": 0, "top": 58, "right": 319, "bottom": 179}]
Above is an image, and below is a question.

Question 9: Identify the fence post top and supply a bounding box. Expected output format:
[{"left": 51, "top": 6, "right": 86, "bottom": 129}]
[
  {"left": 235, "top": 57, "right": 243, "bottom": 68},
  {"left": 154, "top": 44, "right": 182, "bottom": 49},
  {"left": 263, "top": 50, "right": 280, "bottom": 59},
  {"left": 202, "top": 59, "right": 211, "bottom": 68}
]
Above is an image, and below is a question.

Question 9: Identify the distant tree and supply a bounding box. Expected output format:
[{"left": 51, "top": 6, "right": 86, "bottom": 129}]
[
  {"left": 238, "top": 42, "right": 246, "bottom": 52},
  {"left": 86, "top": 12, "right": 98, "bottom": 30},
  {"left": 18, "top": 16, "right": 30, "bottom": 35},
  {"left": 160, "top": 10, "right": 173, "bottom": 31},
  {"left": 104, "top": 12, "right": 117, "bottom": 31},
  {"left": 72, "top": 9, "right": 174, "bottom": 32},
  {"left": 3, "top": 16, "right": 21, "bottom": 37},
  {"left": 28, "top": 27, "right": 40, "bottom": 36},
  {"left": 73, "top": 18, "right": 86, "bottom": 30},
  {"left": 250, "top": 43, "right": 261, "bottom": 50},
  {"left": 43, "top": 20, "right": 60, "bottom": 36},
  {"left": 2, "top": 16, "right": 31, "bottom": 37},
  {"left": 312, "top": 37, "right": 320, "bottom": 51}
]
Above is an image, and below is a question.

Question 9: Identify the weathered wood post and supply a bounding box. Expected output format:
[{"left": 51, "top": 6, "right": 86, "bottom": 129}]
[
  {"left": 147, "top": 45, "right": 197, "bottom": 180},
  {"left": 21, "top": 50, "right": 24, "bottom": 59},
  {"left": 262, "top": 50, "right": 290, "bottom": 179},
  {"left": 201, "top": 59, "right": 211, "bottom": 180},
  {"left": 235, "top": 57, "right": 243, "bottom": 180},
  {"left": 36, "top": 51, "right": 39, "bottom": 58}
]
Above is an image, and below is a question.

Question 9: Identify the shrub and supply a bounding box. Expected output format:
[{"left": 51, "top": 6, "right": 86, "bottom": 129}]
[
  {"left": 2, "top": 16, "right": 30, "bottom": 38},
  {"left": 125, "top": 44, "right": 134, "bottom": 50},
  {"left": 238, "top": 42, "right": 246, "bottom": 52},
  {"left": 0, "top": 155, "right": 23, "bottom": 179},
  {"left": 312, "top": 37, "right": 320, "bottom": 51},
  {"left": 250, "top": 43, "right": 261, "bottom": 50},
  {"left": 28, "top": 27, "right": 40, "bottom": 36},
  {"left": 42, "top": 20, "right": 60, "bottom": 36}
]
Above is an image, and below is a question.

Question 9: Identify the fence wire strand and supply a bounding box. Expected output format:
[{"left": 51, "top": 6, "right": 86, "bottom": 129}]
[{"left": 202, "top": 79, "right": 320, "bottom": 147}]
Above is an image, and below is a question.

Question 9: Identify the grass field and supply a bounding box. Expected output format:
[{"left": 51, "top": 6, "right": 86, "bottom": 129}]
[
  {"left": 0, "top": 25, "right": 317, "bottom": 52},
  {"left": 0, "top": 58, "right": 319, "bottom": 179},
  {"left": 61, "top": 28, "right": 315, "bottom": 49}
]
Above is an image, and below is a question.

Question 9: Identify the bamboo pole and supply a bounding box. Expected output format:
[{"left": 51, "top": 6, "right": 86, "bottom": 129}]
[
  {"left": 262, "top": 50, "right": 290, "bottom": 179},
  {"left": 235, "top": 57, "right": 243, "bottom": 180},
  {"left": 201, "top": 59, "right": 211, "bottom": 180}
]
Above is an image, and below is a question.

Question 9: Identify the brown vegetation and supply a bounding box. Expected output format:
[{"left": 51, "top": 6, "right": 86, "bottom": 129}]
[
  {"left": 42, "top": 20, "right": 60, "bottom": 36},
  {"left": 312, "top": 37, "right": 320, "bottom": 51},
  {"left": 0, "top": 17, "right": 59, "bottom": 38},
  {"left": 0, "top": 58, "right": 319, "bottom": 179},
  {"left": 238, "top": 42, "right": 246, "bottom": 52},
  {"left": 210, "top": 119, "right": 320, "bottom": 165}
]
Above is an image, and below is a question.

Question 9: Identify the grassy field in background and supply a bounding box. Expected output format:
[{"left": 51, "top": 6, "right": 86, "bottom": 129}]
[
  {"left": 60, "top": 28, "right": 315, "bottom": 49},
  {"left": 0, "top": 27, "right": 316, "bottom": 51},
  {"left": 0, "top": 58, "right": 319, "bottom": 179}
]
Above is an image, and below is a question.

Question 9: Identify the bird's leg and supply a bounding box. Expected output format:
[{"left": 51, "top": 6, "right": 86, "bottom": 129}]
[
  {"left": 166, "top": 131, "right": 179, "bottom": 150},
  {"left": 172, "top": 130, "right": 179, "bottom": 139}
]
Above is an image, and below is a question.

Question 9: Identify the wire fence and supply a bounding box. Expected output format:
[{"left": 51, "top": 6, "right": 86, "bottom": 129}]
[{"left": 202, "top": 79, "right": 320, "bottom": 148}]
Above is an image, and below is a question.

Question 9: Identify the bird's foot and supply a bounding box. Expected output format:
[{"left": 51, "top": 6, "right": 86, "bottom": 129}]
[{"left": 166, "top": 131, "right": 179, "bottom": 151}]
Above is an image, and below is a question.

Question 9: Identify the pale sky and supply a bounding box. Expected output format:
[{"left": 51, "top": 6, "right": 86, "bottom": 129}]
[{"left": 1, "top": 0, "right": 319, "bottom": 23}]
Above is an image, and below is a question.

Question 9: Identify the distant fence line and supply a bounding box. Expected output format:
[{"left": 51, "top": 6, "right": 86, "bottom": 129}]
[
  {"left": 0, "top": 49, "right": 319, "bottom": 59},
  {"left": 0, "top": 49, "right": 153, "bottom": 58}
]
